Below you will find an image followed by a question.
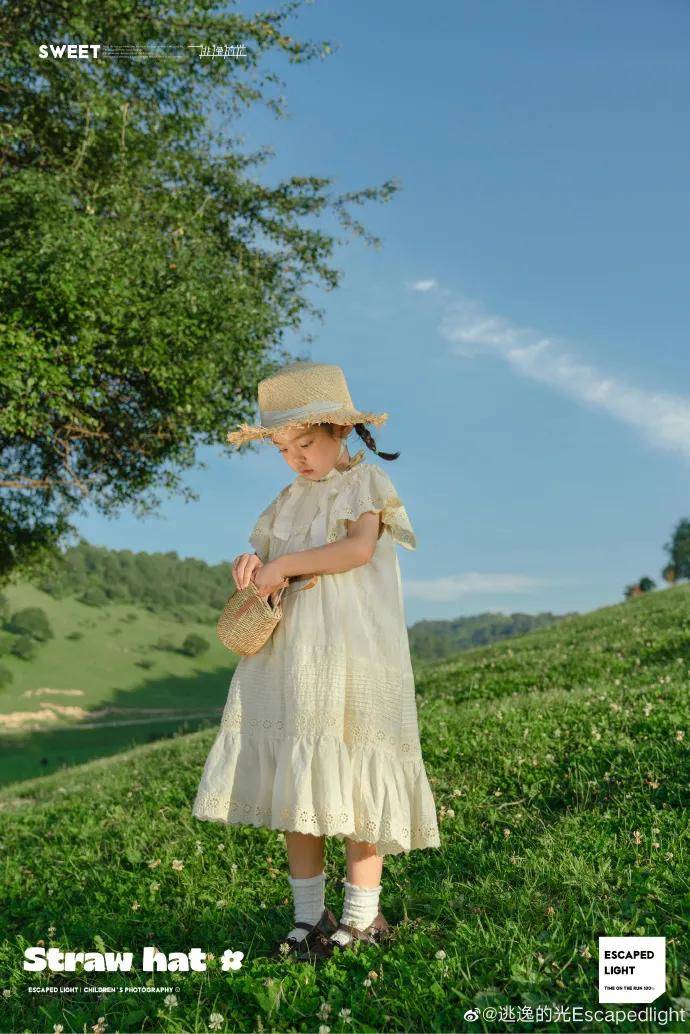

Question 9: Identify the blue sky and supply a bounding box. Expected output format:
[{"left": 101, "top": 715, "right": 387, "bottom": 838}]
[{"left": 74, "top": 0, "right": 690, "bottom": 625}]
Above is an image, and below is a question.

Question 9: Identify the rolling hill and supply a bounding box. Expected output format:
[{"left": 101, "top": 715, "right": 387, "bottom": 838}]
[{"left": 0, "top": 581, "right": 688, "bottom": 1032}]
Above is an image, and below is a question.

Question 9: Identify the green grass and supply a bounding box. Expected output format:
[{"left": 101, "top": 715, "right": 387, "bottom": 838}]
[
  {"left": 0, "top": 583, "right": 235, "bottom": 713},
  {"left": 0, "top": 584, "right": 689, "bottom": 1032},
  {"left": 0, "top": 583, "right": 238, "bottom": 786}
]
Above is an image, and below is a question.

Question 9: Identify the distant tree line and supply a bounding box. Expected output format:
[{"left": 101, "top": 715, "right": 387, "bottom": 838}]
[
  {"left": 407, "top": 610, "right": 574, "bottom": 662},
  {"left": 31, "top": 539, "right": 232, "bottom": 620}
]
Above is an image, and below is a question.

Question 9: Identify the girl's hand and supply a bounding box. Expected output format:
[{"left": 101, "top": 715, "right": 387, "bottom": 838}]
[
  {"left": 232, "top": 552, "right": 263, "bottom": 591},
  {"left": 252, "top": 560, "right": 288, "bottom": 599}
]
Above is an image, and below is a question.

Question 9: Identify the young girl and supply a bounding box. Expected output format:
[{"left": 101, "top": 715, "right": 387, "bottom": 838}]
[{"left": 192, "top": 361, "right": 440, "bottom": 962}]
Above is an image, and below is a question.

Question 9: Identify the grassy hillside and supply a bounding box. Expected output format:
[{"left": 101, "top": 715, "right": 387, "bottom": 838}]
[
  {"left": 0, "top": 577, "right": 577, "bottom": 788},
  {"left": 13, "top": 536, "right": 580, "bottom": 661},
  {"left": 1, "top": 584, "right": 688, "bottom": 1032},
  {"left": 0, "top": 583, "right": 238, "bottom": 785}
]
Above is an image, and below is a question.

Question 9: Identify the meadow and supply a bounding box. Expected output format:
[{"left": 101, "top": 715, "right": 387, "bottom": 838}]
[
  {"left": 0, "top": 584, "right": 237, "bottom": 786},
  {"left": 0, "top": 583, "right": 688, "bottom": 1032}
]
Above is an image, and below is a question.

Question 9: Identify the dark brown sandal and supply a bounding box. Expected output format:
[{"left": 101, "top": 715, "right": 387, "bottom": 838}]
[
  {"left": 295, "top": 910, "right": 392, "bottom": 962},
  {"left": 272, "top": 907, "right": 338, "bottom": 959}
]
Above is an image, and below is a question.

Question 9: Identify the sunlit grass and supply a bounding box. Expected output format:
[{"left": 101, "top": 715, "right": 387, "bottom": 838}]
[{"left": 0, "top": 585, "right": 688, "bottom": 1032}]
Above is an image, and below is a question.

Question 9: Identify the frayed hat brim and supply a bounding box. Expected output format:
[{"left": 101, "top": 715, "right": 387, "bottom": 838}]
[{"left": 227, "top": 410, "right": 388, "bottom": 447}]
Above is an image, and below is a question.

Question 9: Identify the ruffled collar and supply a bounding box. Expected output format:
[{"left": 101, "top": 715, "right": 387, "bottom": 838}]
[
  {"left": 296, "top": 448, "right": 365, "bottom": 484},
  {"left": 271, "top": 448, "right": 366, "bottom": 541}
]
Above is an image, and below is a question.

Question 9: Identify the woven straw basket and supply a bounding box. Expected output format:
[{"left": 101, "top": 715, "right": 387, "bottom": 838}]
[{"left": 216, "top": 575, "right": 318, "bottom": 656}]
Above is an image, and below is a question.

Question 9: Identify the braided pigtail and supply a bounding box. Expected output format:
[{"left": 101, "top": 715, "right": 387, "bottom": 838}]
[{"left": 354, "top": 422, "right": 400, "bottom": 462}]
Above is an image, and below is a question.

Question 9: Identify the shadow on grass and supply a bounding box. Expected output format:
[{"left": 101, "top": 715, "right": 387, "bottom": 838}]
[{"left": 0, "top": 665, "right": 235, "bottom": 788}]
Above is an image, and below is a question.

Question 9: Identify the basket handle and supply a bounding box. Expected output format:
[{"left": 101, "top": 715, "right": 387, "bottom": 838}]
[{"left": 269, "top": 573, "right": 319, "bottom": 606}]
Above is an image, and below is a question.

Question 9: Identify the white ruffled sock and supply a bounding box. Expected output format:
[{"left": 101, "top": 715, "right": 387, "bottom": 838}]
[
  {"left": 330, "top": 879, "right": 382, "bottom": 947},
  {"left": 285, "top": 872, "right": 326, "bottom": 941}
]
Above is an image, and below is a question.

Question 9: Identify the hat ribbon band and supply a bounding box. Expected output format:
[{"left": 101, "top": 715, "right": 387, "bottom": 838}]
[{"left": 260, "top": 400, "right": 345, "bottom": 428}]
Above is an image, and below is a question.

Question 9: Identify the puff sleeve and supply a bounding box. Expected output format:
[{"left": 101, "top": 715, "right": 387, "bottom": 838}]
[
  {"left": 326, "top": 463, "right": 417, "bottom": 550},
  {"left": 248, "top": 486, "right": 290, "bottom": 562}
]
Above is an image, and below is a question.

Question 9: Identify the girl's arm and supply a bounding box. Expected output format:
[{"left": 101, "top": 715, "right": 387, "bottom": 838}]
[{"left": 253, "top": 512, "right": 382, "bottom": 587}]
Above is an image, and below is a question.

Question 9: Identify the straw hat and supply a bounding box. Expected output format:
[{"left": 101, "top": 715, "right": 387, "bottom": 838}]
[{"left": 227, "top": 361, "right": 389, "bottom": 447}]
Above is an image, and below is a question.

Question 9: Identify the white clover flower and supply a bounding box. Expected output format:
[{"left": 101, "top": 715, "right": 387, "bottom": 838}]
[
  {"left": 435, "top": 949, "right": 446, "bottom": 959},
  {"left": 363, "top": 977, "right": 372, "bottom": 987},
  {"left": 208, "top": 1012, "right": 224, "bottom": 1031},
  {"left": 131, "top": 901, "right": 140, "bottom": 911},
  {"left": 53, "top": 1025, "right": 64, "bottom": 1033},
  {"left": 147, "top": 859, "right": 161, "bottom": 869},
  {"left": 164, "top": 993, "right": 178, "bottom": 1008},
  {"left": 171, "top": 859, "right": 184, "bottom": 871},
  {"left": 318, "top": 1027, "right": 330, "bottom": 1034}
]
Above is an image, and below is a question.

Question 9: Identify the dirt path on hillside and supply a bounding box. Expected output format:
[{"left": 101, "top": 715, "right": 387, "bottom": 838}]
[
  {"left": 0, "top": 703, "right": 223, "bottom": 733},
  {"left": 22, "top": 688, "right": 86, "bottom": 698}
]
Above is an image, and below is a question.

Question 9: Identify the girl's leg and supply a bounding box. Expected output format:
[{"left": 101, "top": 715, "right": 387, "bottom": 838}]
[
  {"left": 329, "top": 838, "right": 383, "bottom": 947},
  {"left": 284, "top": 831, "right": 325, "bottom": 877},
  {"left": 282, "top": 832, "right": 327, "bottom": 942},
  {"left": 345, "top": 837, "right": 383, "bottom": 888}
]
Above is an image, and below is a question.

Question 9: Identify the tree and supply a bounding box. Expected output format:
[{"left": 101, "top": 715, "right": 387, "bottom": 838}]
[
  {"left": 0, "top": 0, "right": 401, "bottom": 584},
  {"left": 0, "top": 664, "right": 13, "bottom": 690},
  {"left": 79, "top": 586, "right": 109, "bottom": 607},
  {"left": 663, "top": 519, "right": 690, "bottom": 581},
  {"left": 10, "top": 635, "right": 37, "bottom": 661},
  {"left": 181, "top": 633, "right": 210, "bottom": 657},
  {"left": 6, "top": 606, "right": 54, "bottom": 641},
  {"left": 661, "top": 563, "right": 677, "bottom": 585},
  {"left": 0, "top": 632, "right": 15, "bottom": 655}
]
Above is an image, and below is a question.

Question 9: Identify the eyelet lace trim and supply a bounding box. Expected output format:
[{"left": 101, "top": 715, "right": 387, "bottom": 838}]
[
  {"left": 219, "top": 708, "right": 422, "bottom": 760},
  {"left": 326, "top": 492, "right": 416, "bottom": 550},
  {"left": 192, "top": 792, "right": 440, "bottom": 850},
  {"left": 324, "top": 463, "right": 416, "bottom": 550}
]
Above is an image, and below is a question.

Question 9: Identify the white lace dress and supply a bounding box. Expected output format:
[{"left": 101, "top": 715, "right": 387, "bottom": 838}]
[{"left": 191, "top": 450, "right": 441, "bottom": 856}]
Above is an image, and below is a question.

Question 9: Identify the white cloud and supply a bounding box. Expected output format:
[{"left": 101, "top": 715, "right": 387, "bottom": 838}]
[
  {"left": 404, "top": 571, "right": 552, "bottom": 603},
  {"left": 437, "top": 294, "right": 690, "bottom": 459},
  {"left": 409, "top": 278, "right": 437, "bottom": 292}
]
